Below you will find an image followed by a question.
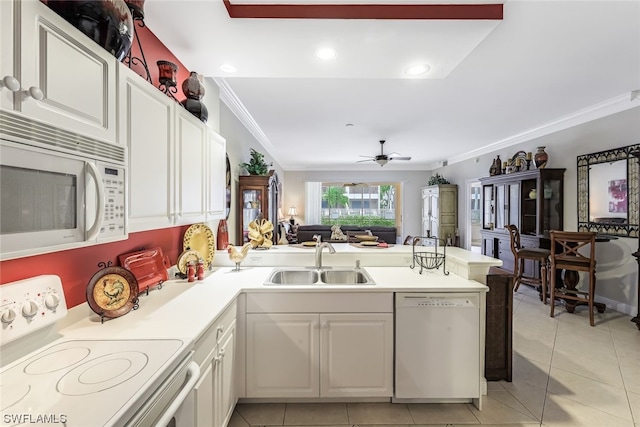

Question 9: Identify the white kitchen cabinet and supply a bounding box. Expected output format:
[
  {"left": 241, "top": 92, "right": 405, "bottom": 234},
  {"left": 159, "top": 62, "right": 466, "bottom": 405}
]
[
  {"left": 119, "top": 64, "right": 227, "bottom": 231},
  {"left": 320, "top": 313, "right": 393, "bottom": 397},
  {"left": 118, "top": 65, "right": 175, "bottom": 231},
  {"left": 1, "top": 1, "right": 15, "bottom": 109},
  {"left": 175, "top": 109, "right": 207, "bottom": 224},
  {"left": 246, "top": 313, "right": 319, "bottom": 398},
  {"left": 2, "top": 0, "right": 117, "bottom": 143},
  {"left": 422, "top": 184, "right": 458, "bottom": 245},
  {"left": 206, "top": 128, "right": 227, "bottom": 220},
  {"left": 245, "top": 292, "right": 393, "bottom": 398},
  {"left": 192, "top": 301, "right": 237, "bottom": 427}
]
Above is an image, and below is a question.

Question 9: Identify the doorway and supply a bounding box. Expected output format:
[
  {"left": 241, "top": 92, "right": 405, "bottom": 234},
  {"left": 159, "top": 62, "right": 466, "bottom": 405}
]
[{"left": 466, "top": 180, "right": 482, "bottom": 253}]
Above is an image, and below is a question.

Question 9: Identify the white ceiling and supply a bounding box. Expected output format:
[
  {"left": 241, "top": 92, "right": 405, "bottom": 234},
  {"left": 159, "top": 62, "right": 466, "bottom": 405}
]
[{"left": 145, "top": 0, "right": 640, "bottom": 171}]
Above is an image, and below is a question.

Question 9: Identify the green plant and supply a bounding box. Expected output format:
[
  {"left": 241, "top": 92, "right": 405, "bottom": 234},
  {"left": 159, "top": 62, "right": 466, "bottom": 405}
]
[
  {"left": 427, "top": 173, "right": 450, "bottom": 185},
  {"left": 240, "top": 148, "right": 272, "bottom": 175}
]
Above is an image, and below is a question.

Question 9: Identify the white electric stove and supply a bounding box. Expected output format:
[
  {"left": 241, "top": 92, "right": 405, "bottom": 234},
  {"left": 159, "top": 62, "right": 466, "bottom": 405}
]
[{"left": 0, "top": 276, "right": 196, "bottom": 427}]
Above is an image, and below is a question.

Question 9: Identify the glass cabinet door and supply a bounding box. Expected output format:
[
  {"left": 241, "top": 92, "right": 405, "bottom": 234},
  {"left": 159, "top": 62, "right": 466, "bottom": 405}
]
[
  {"left": 541, "top": 176, "right": 562, "bottom": 233},
  {"left": 241, "top": 188, "right": 263, "bottom": 243},
  {"left": 495, "top": 184, "right": 506, "bottom": 230},
  {"left": 482, "top": 184, "right": 494, "bottom": 229}
]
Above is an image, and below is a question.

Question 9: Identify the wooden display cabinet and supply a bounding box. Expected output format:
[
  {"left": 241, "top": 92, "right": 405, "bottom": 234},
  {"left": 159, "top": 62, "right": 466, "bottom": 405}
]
[
  {"left": 237, "top": 170, "right": 280, "bottom": 245},
  {"left": 480, "top": 168, "right": 565, "bottom": 274}
]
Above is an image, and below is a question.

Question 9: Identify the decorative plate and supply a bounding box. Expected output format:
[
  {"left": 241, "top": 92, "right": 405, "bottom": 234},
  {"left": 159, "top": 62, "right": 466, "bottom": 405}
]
[
  {"left": 355, "top": 235, "right": 378, "bottom": 242},
  {"left": 183, "top": 223, "right": 215, "bottom": 268},
  {"left": 118, "top": 247, "right": 169, "bottom": 292},
  {"left": 177, "top": 249, "right": 201, "bottom": 275},
  {"left": 86, "top": 267, "right": 138, "bottom": 319},
  {"left": 509, "top": 150, "right": 528, "bottom": 167}
]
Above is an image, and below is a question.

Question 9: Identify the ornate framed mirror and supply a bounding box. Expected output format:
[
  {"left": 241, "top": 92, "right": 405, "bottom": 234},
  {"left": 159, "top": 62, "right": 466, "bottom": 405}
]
[{"left": 577, "top": 144, "right": 640, "bottom": 237}]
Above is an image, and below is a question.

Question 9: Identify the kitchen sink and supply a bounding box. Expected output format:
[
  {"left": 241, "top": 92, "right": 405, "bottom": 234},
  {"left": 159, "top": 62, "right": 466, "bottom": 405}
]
[
  {"left": 268, "top": 269, "right": 320, "bottom": 284},
  {"left": 264, "top": 268, "right": 374, "bottom": 286},
  {"left": 320, "top": 269, "right": 370, "bottom": 284}
]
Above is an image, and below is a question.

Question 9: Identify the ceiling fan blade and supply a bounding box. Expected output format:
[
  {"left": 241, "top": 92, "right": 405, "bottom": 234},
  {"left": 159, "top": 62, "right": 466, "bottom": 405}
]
[
  {"left": 389, "top": 156, "right": 412, "bottom": 161},
  {"left": 387, "top": 152, "right": 401, "bottom": 157},
  {"left": 359, "top": 155, "right": 375, "bottom": 158},
  {"left": 356, "top": 159, "right": 374, "bottom": 163}
]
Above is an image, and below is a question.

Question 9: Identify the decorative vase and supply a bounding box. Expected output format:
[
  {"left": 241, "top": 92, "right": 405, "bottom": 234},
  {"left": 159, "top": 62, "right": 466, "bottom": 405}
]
[
  {"left": 182, "top": 71, "right": 205, "bottom": 100},
  {"left": 534, "top": 146, "right": 548, "bottom": 169},
  {"left": 494, "top": 155, "right": 502, "bottom": 175},
  {"left": 180, "top": 71, "right": 208, "bottom": 122},
  {"left": 529, "top": 189, "right": 537, "bottom": 199},
  {"left": 46, "top": 0, "right": 134, "bottom": 61}
]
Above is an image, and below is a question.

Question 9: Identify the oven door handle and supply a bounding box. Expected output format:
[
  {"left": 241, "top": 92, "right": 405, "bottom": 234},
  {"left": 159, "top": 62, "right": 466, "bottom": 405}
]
[{"left": 155, "top": 361, "right": 200, "bottom": 427}]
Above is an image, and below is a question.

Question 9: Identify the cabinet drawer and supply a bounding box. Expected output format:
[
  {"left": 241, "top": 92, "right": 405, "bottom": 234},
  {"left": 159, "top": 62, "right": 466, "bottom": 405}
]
[
  {"left": 246, "top": 292, "right": 392, "bottom": 313},
  {"left": 193, "top": 300, "right": 237, "bottom": 368}
]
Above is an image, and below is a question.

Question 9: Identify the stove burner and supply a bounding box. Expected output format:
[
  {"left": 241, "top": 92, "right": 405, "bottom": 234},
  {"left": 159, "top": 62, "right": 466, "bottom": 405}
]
[
  {"left": 24, "top": 347, "right": 91, "bottom": 375},
  {"left": 57, "top": 351, "right": 148, "bottom": 396},
  {"left": 0, "top": 384, "right": 31, "bottom": 411}
]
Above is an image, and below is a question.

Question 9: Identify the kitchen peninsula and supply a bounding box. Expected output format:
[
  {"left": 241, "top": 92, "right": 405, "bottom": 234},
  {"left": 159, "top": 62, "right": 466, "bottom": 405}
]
[{"left": 38, "top": 246, "right": 501, "bottom": 425}]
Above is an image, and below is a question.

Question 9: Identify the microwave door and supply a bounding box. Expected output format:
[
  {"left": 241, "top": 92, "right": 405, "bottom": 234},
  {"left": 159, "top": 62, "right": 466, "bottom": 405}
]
[{"left": 0, "top": 143, "right": 88, "bottom": 258}]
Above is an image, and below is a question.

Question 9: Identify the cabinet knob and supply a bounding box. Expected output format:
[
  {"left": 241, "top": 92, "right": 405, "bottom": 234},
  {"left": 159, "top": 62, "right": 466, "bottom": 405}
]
[
  {"left": 1, "top": 76, "right": 21, "bottom": 92},
  {"left": 25, "top": 86, "right": 44, "bottom": 101}
]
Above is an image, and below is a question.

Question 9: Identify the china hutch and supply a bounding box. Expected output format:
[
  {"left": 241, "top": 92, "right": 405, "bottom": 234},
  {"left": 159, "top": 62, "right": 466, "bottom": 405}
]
[
  {"left": 480, "top": 168, "right": 565, "bottom": 274},
  {"left": 237, "top": 170, "right": 281, "bottom": 245}
]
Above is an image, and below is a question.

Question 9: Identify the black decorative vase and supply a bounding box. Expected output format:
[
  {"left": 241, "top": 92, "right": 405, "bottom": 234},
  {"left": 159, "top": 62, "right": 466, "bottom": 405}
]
[
  {"left": 46, "top": 0, "right": 134, "bottom": 61},
  {"left": 180, "top": 98, "right": 209, "bottom": 123}
]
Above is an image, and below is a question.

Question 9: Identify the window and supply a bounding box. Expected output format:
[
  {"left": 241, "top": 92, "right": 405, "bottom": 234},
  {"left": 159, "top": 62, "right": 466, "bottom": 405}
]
[{"left": 307, "top": 182, "right": 400, "bottom": 227}]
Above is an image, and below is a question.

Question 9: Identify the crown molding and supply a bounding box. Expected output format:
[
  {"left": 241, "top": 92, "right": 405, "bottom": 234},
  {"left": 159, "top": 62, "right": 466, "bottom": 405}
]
[
  {"left": 442, "top": 91, "right": 640, "bottom": 168},
  {"left": 214, "top": 77, "right": 278, "bottom": 158}
]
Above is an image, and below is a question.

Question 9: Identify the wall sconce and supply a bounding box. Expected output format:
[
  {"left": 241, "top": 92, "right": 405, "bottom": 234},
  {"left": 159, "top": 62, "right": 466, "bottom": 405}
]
[{"left": 287, "top": 206, "right": 298, "bottom": 225}]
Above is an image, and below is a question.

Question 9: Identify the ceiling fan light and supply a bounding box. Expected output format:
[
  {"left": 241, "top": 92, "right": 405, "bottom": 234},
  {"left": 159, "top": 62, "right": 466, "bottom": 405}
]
[{"left": 376, "top": 159, "right": 389, "bottom": 166}]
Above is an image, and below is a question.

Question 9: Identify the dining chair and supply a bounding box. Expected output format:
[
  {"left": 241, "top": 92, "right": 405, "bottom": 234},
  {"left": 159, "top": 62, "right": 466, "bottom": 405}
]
[
  {"left": 506, "top": 225, "right": 551, "bottom": 303},
  {"left": 549, "top": 230, "right": 599, "bottom": 326}
]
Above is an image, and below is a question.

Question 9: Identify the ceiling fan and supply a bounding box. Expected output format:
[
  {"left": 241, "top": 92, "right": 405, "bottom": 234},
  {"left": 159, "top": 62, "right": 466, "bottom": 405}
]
[{"left": 357, "top": 140, "right": 411, "bottom": 167}]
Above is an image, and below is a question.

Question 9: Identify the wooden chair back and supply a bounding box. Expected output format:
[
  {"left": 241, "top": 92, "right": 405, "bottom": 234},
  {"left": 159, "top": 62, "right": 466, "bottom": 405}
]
[
  {"left": 506, "top": 224, "right": 522, "bottom": 257},
  {"left": 549, "top": 230, "right": 596, "bottom": 272}
]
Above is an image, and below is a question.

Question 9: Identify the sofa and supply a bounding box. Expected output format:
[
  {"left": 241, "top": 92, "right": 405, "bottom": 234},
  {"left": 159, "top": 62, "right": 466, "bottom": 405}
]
[{"left": 296, "top": 225, "right": 397, "bottom": 244}]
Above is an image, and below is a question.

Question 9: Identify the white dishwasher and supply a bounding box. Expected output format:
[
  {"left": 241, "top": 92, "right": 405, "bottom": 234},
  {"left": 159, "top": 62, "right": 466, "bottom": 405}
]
[{"left": 394, "top": 292, "right": 481, "bottom": 404}]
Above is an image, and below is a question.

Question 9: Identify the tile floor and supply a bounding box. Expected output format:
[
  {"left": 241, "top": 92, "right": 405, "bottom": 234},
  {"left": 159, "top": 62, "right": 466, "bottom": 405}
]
[{"left": 229, "top": 285, "right": 640, "bottom": 427}]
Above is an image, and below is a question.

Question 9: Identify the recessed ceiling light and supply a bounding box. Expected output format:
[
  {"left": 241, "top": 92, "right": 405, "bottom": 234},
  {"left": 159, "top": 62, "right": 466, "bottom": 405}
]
[
  {"left": 404, "top": 64, "right": 430, "bottom": 77},
  {"left": 219, "top": 63, "right": 237, "bottom": 73},
  {"left": 315, "top": 47, "right": 336, "bottom": 60}
]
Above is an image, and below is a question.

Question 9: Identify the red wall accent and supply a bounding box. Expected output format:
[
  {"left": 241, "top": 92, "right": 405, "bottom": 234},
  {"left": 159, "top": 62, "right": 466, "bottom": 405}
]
[
  {"left": 1, "top": 6, "right": 197, "bottom": 309},
  {"left": 128, "top": 24, "right": 192, "bottom": 100},
  {"left": 0, "top": 226, "right": 191, "bottom": 309}
]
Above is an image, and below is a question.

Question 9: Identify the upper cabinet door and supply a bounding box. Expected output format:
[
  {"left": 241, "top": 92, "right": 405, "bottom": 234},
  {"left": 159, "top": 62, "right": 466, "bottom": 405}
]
[
  {"left": 17, "top": 0, "right": 117, "bottom": 143},
  {"left": 0, "top": 1, "right": 15, "bottom": 109},
  {"left": 118, "top": 65, "right": 175, "bottom": 232},
  {"left": 207, "top": 128, "right": 227, "bottom": 220},
  {"left": 175, "top": 109, "right": 207, "bottom": 224}
]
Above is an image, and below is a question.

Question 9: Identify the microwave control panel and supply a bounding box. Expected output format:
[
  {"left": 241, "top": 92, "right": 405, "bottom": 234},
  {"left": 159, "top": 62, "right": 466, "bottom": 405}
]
[{"left": 99, "top": 163, "right": 126, "bottom": 239}]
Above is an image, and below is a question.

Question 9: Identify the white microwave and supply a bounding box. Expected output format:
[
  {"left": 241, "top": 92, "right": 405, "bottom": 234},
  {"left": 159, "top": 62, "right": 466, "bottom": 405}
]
[{"left": 0, "top": 110, "right": 128, "bottom": 260}]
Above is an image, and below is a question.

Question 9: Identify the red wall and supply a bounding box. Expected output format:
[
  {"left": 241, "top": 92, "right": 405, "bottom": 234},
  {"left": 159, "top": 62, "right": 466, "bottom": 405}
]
[{"left": 0, "top": 7, "right": 198, "bottom": 309}]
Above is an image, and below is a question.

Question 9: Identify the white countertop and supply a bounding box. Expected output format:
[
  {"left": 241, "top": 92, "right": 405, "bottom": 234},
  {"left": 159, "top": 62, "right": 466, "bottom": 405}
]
[{"left": 58, "top": 265, "right": 488, "bottom": 347}]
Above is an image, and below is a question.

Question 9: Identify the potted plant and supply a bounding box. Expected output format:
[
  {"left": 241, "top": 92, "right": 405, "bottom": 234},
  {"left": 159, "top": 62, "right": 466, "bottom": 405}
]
[
  {"left": 240, "top": 148, "right": 272, "bottom": 175},
  {"left": 427, "top": 173, "right": 450, "bottom": 185}
]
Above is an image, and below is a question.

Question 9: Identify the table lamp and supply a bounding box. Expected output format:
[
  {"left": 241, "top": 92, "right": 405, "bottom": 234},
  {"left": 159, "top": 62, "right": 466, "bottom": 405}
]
[{"left": 288, "top": 206, "right": 297, "bottom": 225}]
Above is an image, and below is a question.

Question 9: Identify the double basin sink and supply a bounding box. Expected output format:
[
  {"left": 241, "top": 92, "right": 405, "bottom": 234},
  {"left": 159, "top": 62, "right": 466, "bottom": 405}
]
[{"left": 264, "top": 267, "right": 374, "bottom": 286}]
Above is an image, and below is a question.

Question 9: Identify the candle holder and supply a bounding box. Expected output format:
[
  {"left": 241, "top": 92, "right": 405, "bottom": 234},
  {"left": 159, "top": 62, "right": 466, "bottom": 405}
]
[
  {"left": 157, "top": 60, "right": 179, "bottom": 101},
  {"left": 526, "top": 159, "right": 532, "bottom": 170}
]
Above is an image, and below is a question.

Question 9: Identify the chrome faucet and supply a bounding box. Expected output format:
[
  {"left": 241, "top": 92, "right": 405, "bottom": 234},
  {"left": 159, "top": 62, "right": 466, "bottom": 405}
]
[{"left": 315, "top": 242, "right": 336, "bottom": 269}]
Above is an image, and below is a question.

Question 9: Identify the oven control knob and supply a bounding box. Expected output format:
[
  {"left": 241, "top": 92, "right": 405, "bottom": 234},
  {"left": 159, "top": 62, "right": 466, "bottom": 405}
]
[
  {"left": 22, "top": 301, "right": 39, "bottom": 318},
  {"left": 1, "top": 308, "right": 17, "bottom": 324},
  {"left": 44, "top": 294, "right": 60, "bottom": 310}
]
